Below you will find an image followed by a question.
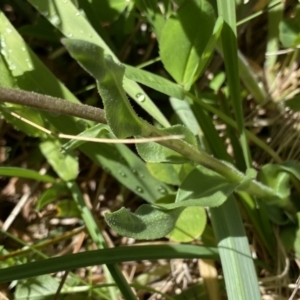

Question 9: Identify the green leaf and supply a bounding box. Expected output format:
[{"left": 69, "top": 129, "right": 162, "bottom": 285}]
[
  {"left": 258, "top": 164, "right": 290, "bottom": 204},
  {"left": 0, "top": 49, "right": 16, "bottom": 88},
  {"left": 176, "top": 165, "right": 239, "bottom": 207},
  {"left": 15, "top": 275, "right": 60, "bottom": 300},
  {"left": 170, "top": 97, "right": 201, "bottom": 136},
  {"left": 56, "top": 199, "right": 81, "bottom": 218},
  {"left": 79, "top": 137, "right": 172, "bottom": 203},
  {"left": 0, "top": 12, "right": 79, "bottom": 103},
  {"left": 0, "top": 245, "right": 219, "bottom": 283},
  {"left": 280, "top": 160, "right": 300, "bottom": 181},
  {"left": 136, "top": 0, "right": 166, "bottom": 40},
  {"left": 0, "top": 167, "right": 55, "bottom": 183},
  {"left": 40, "top": 139, "right": 78, "bottom": 181},
  {"left": 93, "top": 0, "right": 129, "bottom": 23},
  {"left": 28, "top": 0, "right": 170, "bottom": 126},
  {"left": 63, "top": 38, "right": 143, "bottom": 138},
  {"left": 159, "top": 0, "right": 215, "bottom": 90},
  {"left": 147, "top": 162, "right": 181, "bottom": 185},
  {"left": 0, "top": 105, "right": 47, "bottom": 137},
  {"left": 281, "top": 212, "right": 300, "bottom": 259},
  {"left": 124, "top": 65, "right": 185, "bottom": 99},
  {"left": 279, "top": 6, "right": 300, "bottom": 48},
  {"left": 286, "top": 95, "right": 300, "bottom": 111},
  {"left": 136, "top": 125, "right": 197, "bottom": 163},
  {"left": 105, "top": 205, "right": 184, "bottom": 240},
  {"left": 36, "top": 182, "right": 69, "bottom": 210},
  {"left": 167, "top": 206, "right": 206, "bottom": 242},
  {"left": 193, "top": 16, "right": 223, "bottom": 80}
]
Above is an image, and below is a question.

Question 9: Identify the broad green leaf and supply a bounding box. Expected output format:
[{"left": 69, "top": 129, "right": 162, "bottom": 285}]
[
  {"left": 40, "top": 139, "right": 78, "bottom": 181},
  {"left": 63, "top": 39, "right": 143, "bottom": 138},
  {"left": 28, "top": 0, "right": 170, "bottom": 127},
  {"left": 125, "top": 65, "right": 184, "bottom": 99},
  {"left": 37, "top": 182, "right": 69, "bottom": 211},
  {"left": 105, "top": 205, "right": 184, "bottom": 239},
  {"left": 167, "top": 206, "right": 206, "bottom": 242},
  {"left": 176, "top": 165, "right": 239, "bottom": 206},
  {"left": 0, "top": 50, "right": 16, "bottom": 88},
  {"left": 136, "top": 125, "right": 197, "bottom": 163},
  {"left": 147, "top": 162, "right": 181, "bottom": 185},
  {"left": 159, "top": 0, "right": 215, "bottom": 90},
  {"left": 0, "top": 167, "right": 55, "bottom": 183},
  {"left": 15, "top": 275, "right": 60, "bottom": 300}
]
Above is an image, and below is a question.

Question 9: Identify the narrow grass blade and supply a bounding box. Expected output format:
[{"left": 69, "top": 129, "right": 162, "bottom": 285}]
[
  {"left": 68, "top": 182, "right": 135, "bottom": 300},
  {"left": 217, "top": 0, "right": 251, "bottom": 168},
  {"left": 211, "top": 196, "right": 261, "bottom": 300},
  {"left": 0, "top": 167, "right": 55, "bottom": 183},
  {"left": 0, "top": 245, "right": 219, "bottom": 283}
]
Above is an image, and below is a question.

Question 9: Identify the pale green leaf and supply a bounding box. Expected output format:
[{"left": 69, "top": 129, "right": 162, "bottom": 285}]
[
  {"left": 15, "top": 275, "right": 59, "bottom": 300},
  {"left": 105, "top": 205, "right": 184, "bottom": 240},
  {"left": 159, "top": 0, "right": 215, "bottom": 90},
  {"left": 167, "top": 206, "right": 206, "bottom": 242},
  {"left": 125, "top": 65, "right": 184, "bottom": 99},
  {"left": 40, "top": 139, "right": 78, "bottom": 181},
  {"left": 147, "top": 162, "right": 181, "bottom": 185},
  {"left": 176, "top": 165, "right": 239, "bottom": 206}
]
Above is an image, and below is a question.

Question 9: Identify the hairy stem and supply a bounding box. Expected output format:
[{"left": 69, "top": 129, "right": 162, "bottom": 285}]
[
  {"left": 0, "top": 87, "right": 106, "bottom": 124},
  {"left": 0, "top": 87, "right": 276, "bottom": 199}
]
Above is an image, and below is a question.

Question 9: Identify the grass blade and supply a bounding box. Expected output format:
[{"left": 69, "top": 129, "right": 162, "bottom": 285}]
[{"left": 0, "top": 245, "right": 219, "bottom": 283}]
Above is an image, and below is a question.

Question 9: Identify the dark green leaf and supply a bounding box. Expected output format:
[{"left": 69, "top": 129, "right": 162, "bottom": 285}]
[
  {"left": 159, "top": 0, "right": 215, "bottom": 90},
  {"left": 63, "top": 38, "right": 143, "bottom": 138}
]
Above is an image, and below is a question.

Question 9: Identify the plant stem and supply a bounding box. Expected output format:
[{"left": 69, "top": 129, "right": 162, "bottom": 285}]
[
  {"left": 0, "top": 87, "right": 275, "bottom": 199},
  {"left": 0, "top": 87, "right": 106, "bottom": 124}
]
